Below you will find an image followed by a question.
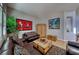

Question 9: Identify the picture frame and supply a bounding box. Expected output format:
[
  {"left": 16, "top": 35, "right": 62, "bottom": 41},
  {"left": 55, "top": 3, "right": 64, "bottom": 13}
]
[
  {"left": 49, "top": 18, "right": 60, "bottom": 29},
  {"left": 16, "top": 19, "right": 32, "bottom": 31}
]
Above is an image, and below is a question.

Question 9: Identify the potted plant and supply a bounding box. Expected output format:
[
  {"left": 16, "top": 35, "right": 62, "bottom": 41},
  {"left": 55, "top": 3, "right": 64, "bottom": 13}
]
[{"left": 7, "top": 16, "right": 18, "bottom": 37}]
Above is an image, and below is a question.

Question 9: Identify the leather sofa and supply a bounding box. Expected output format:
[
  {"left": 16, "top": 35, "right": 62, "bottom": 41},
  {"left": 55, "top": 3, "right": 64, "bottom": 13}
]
[
  {"left": 67, "top": 41, "right": 79, "bottom": 55},
  {"left": 22, "top": 32, "right": 40, "bottom": 43},
  {"left": 0, "top": 32, "right": 39, "bottom": 55}
]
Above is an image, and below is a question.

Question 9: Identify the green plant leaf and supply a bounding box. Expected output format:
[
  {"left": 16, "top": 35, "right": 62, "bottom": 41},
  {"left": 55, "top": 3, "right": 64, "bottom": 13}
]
[{"left": 7, "top": 16, "right": 18, "bottom": 34}]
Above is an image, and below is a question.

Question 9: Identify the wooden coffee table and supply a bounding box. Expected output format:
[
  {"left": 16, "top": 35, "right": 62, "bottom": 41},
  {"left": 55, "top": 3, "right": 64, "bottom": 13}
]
[{"left": 33, "top": 38, "right": 52, "bottom": 54}]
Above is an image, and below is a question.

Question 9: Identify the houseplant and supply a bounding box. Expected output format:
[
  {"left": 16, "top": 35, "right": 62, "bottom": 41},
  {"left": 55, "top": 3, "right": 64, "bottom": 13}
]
[{"left": 7, "top": 16, "right": 18, "bottom": 37}]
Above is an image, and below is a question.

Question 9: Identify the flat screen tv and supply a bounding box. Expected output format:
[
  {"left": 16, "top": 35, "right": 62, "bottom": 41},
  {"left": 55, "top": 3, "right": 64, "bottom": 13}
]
[{"left": 16, "top": 19, "right": 32, "bottom": 30}]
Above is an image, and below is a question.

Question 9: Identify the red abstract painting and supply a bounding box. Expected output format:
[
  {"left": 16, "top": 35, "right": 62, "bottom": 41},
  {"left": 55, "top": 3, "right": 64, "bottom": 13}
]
[{"left": 16, "top": 19, "right": 32, "bottom": 30}]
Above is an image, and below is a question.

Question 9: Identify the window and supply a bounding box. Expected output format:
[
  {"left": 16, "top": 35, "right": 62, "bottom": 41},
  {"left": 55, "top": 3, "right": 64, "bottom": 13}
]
[
  {"left": 0, "top": 3, "right": 6, "bottom": 48},
  {"left": 0, "top": 5, "right": 2, "bottom": 41},
  {"left": 0, "top": 4, "right": 3, "bottom": 47}
]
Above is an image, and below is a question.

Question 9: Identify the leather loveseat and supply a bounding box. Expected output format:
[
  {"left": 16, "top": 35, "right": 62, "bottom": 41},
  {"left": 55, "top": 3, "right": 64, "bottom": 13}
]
[
  {"left": 67, "top": 41, "right": 79, "bottom": 55},
  {"left": 22, "top": 32, "right": 40, "bottom": 43}
]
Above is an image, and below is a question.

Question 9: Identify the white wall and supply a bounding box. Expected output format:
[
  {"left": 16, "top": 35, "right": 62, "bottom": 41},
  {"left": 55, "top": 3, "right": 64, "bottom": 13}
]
[
  {"left": 7, "top": 7, "right": 38, "bottom": 38},
  {"left": 36, "top": 12, "right": 64, "bottom": 40},
  {"left": 8, "top": 7, "right": 64, "bottom": 40},
  {"left": 8, "top": 7, "right": 77, "bottom": 41}
]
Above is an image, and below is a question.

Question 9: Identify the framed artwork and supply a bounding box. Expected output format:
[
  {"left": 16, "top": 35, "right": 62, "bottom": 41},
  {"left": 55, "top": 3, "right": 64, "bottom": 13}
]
[
  {"left": 49, "top": 18, "right": 60, "bottom": 29},
  {"left": 16, "top": 19, "right": 32, "bottom": 30}
]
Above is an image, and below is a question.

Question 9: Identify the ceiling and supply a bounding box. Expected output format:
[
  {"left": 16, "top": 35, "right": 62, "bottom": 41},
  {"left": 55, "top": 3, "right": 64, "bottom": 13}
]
[{"left": 7, "top": 3, "right": 79, "bottom": 19}]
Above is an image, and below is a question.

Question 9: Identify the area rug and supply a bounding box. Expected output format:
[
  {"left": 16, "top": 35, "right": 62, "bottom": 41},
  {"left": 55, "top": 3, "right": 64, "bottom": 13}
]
[{"left": 14, "top": 42, "right": 66, "bottom": 55}]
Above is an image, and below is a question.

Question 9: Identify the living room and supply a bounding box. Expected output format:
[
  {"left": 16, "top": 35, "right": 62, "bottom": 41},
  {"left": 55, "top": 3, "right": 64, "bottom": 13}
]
[{"left": 0, "top": 3, "right": 79, "bottom": 55}]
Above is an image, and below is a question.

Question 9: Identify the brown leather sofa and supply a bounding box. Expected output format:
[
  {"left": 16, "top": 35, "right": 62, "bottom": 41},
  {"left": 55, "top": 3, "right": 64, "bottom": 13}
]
[
  {"left": 1, "top": 32, "right": 39, "bottom": 55},
  {"left": 22, "top": 32, "right": 39, "bottom": 43}
]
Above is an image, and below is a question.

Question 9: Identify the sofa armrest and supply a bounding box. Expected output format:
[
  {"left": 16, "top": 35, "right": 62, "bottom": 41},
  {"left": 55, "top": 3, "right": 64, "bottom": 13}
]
[
  {"left": 68, "top": 45, "right": 79, "bottom": 55},
  {"left": 68, "top": 41, "right": 79, "bottom": 48}
]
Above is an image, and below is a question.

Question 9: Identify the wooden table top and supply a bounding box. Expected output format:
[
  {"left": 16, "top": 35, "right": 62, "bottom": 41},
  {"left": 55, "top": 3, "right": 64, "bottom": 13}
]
[{"left": 33, "top": 39, "right": 52, "bottom": 48}]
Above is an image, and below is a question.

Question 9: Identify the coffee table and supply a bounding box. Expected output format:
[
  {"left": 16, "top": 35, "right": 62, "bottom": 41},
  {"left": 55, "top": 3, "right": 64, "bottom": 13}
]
[{"left": 33, "top": 38, "right": 52, "bottom": 54}]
